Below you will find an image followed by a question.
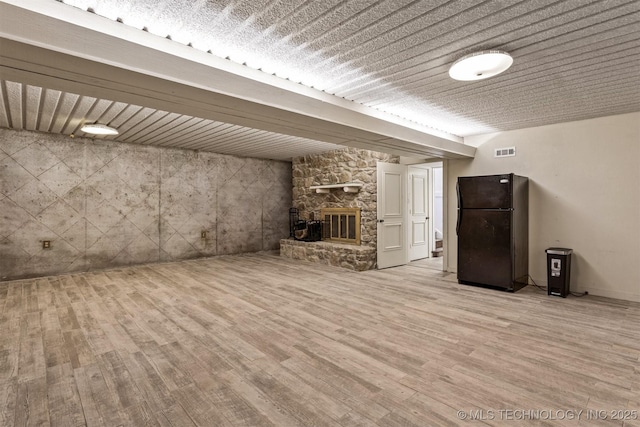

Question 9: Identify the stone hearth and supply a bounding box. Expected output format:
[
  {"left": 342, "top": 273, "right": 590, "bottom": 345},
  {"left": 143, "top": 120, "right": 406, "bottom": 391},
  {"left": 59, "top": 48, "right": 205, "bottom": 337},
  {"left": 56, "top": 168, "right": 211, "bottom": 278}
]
[{"left": 280, "top": 239, "right": 376, "bottom": 271}]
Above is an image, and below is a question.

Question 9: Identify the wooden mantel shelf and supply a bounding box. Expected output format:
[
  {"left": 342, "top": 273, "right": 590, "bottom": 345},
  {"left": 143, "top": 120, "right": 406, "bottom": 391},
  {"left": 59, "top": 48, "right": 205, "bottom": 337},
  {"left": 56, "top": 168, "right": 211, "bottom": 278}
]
[{"left": 309, "top": 182, "right": 363, "bottom": 194}]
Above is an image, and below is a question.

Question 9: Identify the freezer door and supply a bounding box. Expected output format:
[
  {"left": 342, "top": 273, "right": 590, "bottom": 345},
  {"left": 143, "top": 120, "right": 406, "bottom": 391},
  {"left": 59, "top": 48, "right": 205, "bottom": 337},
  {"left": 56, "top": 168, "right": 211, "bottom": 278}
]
[
  {"left": 458, "top": 209, "right": 513, "bottom": 288},
  {"left": 458, "top": 174, "right": 513, "bottom": 209}
]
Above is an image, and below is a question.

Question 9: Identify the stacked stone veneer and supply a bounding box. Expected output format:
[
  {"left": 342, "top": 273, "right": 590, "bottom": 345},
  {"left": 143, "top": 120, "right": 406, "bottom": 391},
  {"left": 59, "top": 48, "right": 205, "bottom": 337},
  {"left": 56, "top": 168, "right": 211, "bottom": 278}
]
[
  {"left": 283, "top": 147, "right": 399, "bottom": 270},
  {"left": 280, "top": 239, "right": 376, "bottom": 271},
  {"left": 0, "top": 128, "right": 291, "bottom": 281}
]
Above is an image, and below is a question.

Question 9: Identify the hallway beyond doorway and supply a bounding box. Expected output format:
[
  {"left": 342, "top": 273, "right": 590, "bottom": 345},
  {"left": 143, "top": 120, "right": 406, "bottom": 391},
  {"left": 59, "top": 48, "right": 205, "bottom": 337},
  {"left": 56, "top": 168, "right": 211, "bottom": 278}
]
[{"left": 412, "top": 255, "right": 444, "bottom": 271}]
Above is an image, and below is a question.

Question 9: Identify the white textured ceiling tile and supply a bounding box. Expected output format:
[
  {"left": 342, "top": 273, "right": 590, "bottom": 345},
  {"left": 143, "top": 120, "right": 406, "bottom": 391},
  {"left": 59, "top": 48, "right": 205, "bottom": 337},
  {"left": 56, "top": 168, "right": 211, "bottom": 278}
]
[
  {"left": 117, "top": 110, "right": 170, "bottom": 141},
  {"left": 50, "top": 92, "right": 80, "bottom": 134},
  {"left": 327, "top": 2, "right": 472, "bottom": 66},
  {"left": 38, "top": 89, "right": 63, "bottom": 133},
  {"left": 0, "top": 83, "right": 10, "bottom": 129},
  {"left": 280, "top": 0, "right": 343, "bottom": 35},
  {"left": 312, "top": 1, "right": 440, "bottom": 65},
  {"left": 251, "top": 0, "right": 305, "bottom": 28},
  {"left": 312, "top": 0, "right": 415, "bottom": 47},
  {"left": 4, "top": 81, "right": 23, "bottom": 130},
  {"left": 62, "top": 96, "right": 98, "bottom": 135},
  {"left": 288, "top": 0, "right": 372, "bottom": 42},
  {"left": 133, "top": 115, "right": 191, "bottom": 145},
  {"left": 24, "top": 85, "right": 43, "bottom": 131}
]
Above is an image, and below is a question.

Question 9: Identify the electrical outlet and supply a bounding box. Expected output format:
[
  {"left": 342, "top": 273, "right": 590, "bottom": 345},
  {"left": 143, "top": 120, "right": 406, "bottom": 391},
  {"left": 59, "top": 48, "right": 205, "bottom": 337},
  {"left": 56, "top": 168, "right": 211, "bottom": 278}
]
[
  {"left": 201, "top": 231, "right": 207, "bottom": 239},
  {"left": 42, "top": 240, "right": 51, "bottom": 249}
]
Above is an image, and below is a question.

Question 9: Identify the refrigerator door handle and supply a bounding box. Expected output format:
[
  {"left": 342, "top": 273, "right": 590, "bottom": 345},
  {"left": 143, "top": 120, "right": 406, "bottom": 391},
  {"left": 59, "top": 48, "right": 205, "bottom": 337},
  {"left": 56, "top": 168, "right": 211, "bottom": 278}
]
[{"left": 456, "top": 181, "right": 462, "bottom": 235}]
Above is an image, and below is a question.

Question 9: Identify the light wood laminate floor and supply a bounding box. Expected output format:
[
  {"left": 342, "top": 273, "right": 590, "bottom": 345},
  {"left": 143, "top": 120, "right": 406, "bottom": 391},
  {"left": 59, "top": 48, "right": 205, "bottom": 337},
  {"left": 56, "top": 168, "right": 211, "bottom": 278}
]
[{"left": 1, "top": 253, "right": 639, "bottom": 426}]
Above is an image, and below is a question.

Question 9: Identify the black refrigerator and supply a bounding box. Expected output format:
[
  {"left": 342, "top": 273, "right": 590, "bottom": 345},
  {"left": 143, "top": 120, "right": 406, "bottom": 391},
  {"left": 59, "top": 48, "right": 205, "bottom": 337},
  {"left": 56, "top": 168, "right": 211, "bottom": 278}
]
[{"left": 457, "top": 173, "right": 529, "bottom": 291}]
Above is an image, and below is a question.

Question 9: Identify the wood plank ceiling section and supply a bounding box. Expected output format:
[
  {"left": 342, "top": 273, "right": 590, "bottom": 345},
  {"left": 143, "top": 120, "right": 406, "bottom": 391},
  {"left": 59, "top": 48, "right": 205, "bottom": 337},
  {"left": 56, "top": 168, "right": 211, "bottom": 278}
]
[
  {"left": 0, "top": 80, "right": 345, "bottom": 161},
  {"left": 1, "top": 0, "right": 640, "bottom": 160}
]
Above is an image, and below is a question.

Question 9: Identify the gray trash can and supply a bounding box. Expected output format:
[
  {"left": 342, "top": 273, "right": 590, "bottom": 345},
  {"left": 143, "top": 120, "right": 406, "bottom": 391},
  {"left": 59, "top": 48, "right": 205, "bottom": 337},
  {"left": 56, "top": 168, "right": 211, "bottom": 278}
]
[{"left": 546, "top": 248, "right": 572, "bottom": 297}]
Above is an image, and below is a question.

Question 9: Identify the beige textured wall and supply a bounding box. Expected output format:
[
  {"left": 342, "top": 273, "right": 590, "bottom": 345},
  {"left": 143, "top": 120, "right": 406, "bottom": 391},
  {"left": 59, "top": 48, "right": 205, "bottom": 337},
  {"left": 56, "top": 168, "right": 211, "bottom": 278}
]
[
  {"left": 446, "top": 112, "right": 640, "bottom": 302},
  {"left": 0, "top": 128, "right": 291, "bottom": 281},
  {"left": 292, "top": 147, "right": 399, "bottom": 248}
]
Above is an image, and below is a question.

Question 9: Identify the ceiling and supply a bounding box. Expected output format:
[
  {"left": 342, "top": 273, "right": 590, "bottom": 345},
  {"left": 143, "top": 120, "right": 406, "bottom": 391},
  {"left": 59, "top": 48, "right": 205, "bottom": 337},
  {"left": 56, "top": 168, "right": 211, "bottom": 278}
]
[
  {"left": 1, "top": 0, "right": 639, "bottom": 161},
  {"left": 0, "top": 80, "right": 345, "bottom": 161}
]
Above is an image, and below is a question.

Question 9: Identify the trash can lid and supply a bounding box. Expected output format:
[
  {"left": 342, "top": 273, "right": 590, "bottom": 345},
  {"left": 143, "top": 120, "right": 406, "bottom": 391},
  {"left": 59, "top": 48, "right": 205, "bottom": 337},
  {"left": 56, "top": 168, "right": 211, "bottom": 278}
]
[{"left": 546, "top": 247, "right": 573, "bottom": 255}]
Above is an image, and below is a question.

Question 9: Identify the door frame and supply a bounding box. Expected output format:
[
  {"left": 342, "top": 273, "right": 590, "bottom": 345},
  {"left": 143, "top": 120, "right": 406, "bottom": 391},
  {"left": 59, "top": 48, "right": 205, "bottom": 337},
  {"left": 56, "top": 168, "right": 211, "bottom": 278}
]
[
  {"left": 442, "top": 160, "right": 449, "bottom": 273},
  {"left": 408, "top": 164, "right": 432, "bottom": 261},
  {"left": 377, "top": 160, "right": 445, "bottom": 270}
]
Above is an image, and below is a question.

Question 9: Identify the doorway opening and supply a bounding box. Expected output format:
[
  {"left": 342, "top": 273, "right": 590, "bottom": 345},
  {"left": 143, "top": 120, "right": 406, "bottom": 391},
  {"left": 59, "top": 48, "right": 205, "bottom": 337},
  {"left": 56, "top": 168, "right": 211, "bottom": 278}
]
[
  {"left": 377, "top": 160, "right": 444, "bottom": 271},
  {"left": 408, "top": 162, "right": 443, "bottom": 264},
  {"left": 432, "top": 164, "right": 444, "bottom": 261}
]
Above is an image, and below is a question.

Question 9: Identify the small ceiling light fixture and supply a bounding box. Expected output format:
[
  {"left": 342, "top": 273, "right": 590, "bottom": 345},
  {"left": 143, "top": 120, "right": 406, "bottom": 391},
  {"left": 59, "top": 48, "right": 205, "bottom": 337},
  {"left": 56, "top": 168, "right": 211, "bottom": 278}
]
[
  {"left": 80, "top": 123, "right": 119, "bottom": 135},
  {"left": 449, "top": 50, "right": 513, "bottom": 81}
]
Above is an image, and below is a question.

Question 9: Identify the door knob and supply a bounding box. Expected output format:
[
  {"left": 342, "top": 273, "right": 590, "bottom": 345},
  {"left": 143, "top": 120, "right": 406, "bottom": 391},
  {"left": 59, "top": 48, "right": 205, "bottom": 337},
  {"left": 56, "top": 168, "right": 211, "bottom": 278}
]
[{"left": 378, "top": 219, "right": 384, "bottom": 223}]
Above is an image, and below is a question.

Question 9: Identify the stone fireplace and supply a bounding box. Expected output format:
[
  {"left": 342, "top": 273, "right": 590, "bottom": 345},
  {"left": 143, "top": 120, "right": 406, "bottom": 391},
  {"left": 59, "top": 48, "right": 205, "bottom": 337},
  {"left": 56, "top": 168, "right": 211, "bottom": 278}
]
[{"left": 280, "top": 147, "right": 399, "bottom": 271}]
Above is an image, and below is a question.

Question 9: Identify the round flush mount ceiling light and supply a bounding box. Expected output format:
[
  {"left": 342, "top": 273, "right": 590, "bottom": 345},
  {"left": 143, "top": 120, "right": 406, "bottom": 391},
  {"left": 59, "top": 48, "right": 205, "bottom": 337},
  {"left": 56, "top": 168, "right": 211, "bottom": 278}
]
[
  {"left": 80, "top": 123, "right": 119, "bottom": 135},
  {"left": 449, "top": 50, "right": 513, "bottom": 81}
]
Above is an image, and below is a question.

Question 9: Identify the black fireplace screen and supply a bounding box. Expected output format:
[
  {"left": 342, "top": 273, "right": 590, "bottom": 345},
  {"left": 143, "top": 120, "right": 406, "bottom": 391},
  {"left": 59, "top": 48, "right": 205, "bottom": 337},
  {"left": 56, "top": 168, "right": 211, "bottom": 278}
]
[{"left": 289, "top": 208, "right": 322, "bottom": 242}]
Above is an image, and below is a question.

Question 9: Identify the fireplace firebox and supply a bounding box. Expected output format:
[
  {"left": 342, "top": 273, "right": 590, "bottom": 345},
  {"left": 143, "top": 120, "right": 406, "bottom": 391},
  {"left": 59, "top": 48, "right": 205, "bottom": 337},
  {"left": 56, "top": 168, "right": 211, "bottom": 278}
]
[
  {"left": 320, "top": 207, "right": 361, "bottom": 245},
  {"left": 289, "top": 207, "right": 361, "bottom": 245}
]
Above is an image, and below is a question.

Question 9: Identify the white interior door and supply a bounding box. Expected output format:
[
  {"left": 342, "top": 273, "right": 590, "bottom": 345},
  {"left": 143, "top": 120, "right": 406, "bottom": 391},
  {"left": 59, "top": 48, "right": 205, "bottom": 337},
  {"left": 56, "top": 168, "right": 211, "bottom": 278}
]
[
  {"left": 377, "top": 162, "right": 408, "bottom": 269},
  {"left": 409, "top": 167, "right": 430, "bottom": 261}
]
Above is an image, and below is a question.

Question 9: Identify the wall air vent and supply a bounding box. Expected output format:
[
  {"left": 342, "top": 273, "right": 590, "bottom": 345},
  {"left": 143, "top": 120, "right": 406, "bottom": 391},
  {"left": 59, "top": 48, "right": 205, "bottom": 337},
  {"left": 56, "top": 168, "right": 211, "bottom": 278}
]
[{"left": 495, "top": 147, "right": 516, "bottom": 158}]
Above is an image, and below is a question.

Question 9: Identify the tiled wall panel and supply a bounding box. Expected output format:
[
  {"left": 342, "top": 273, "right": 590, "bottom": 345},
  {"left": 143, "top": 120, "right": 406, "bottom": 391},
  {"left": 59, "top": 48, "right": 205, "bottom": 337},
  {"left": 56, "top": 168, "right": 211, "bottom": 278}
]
[{"left": 0, "top": 129, "right": 291, "bottom": 280}]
